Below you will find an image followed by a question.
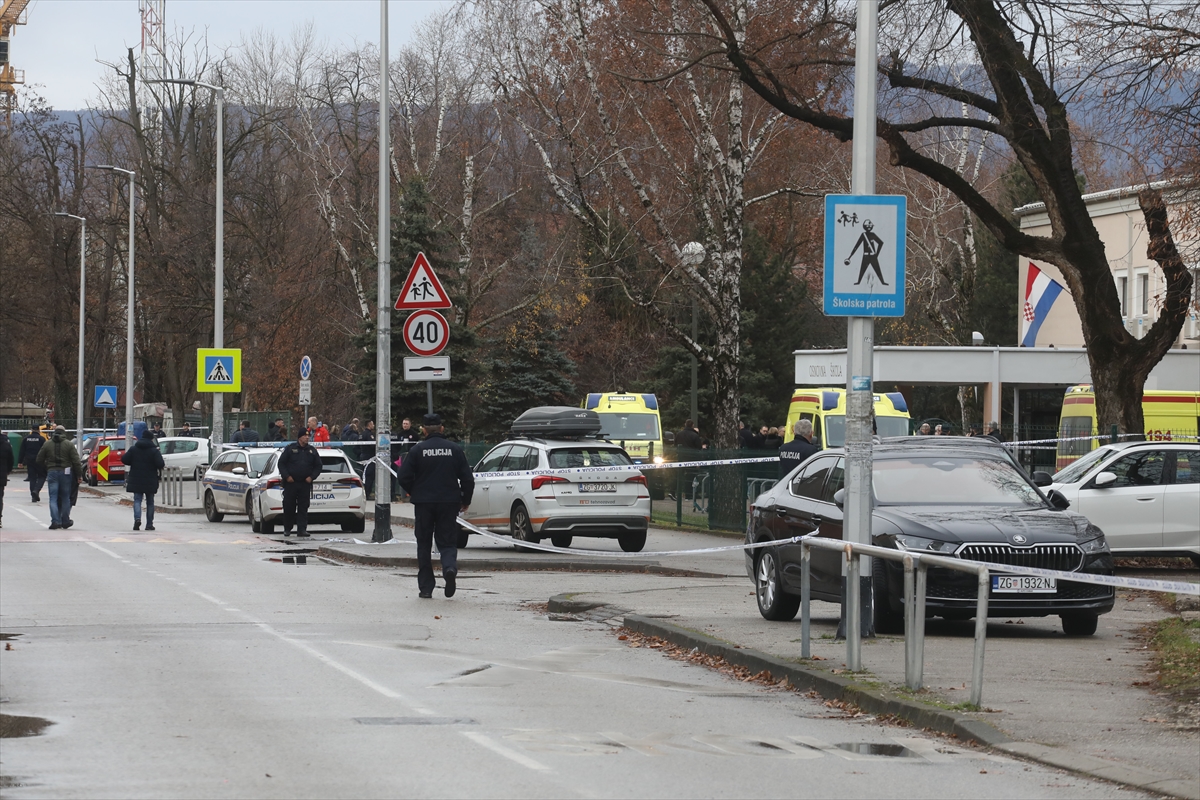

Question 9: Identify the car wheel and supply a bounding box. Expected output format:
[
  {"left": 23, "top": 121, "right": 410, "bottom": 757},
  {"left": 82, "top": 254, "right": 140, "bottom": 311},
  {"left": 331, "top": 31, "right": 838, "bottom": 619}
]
[
  {"left": 755, "top": 548, "right": 800, "bottom": 621},
  {"left": 261, "top": 516, "right": 275, "bottom": 536},
  {"left": 618, "top": 531, "right": 647, "bottom": 553},
  {"left": 348, "top": 517, "right": 366, "bottom": 534},
  {"left": 550, "top": 534, "right": 572, "bottom": 549},
  {"left": 456, "top": 527, "right": 470, "bottom": 549},
  {"left": 87, "top": 470, "right": 97, "bottom": 487},
  {"left": 1061, "top": 613, "right": 1098, "bottom": 636},
  {"left": 1191, "top": 554, "right": 1200, "bottom": 570},
  {"left": 871, "top": 556, "right": 904, "bottom": 635},
  {"left": 248, "top": 496, "right": 261, "bottom": 532},
  {"left": 194, "top": 466, "right": 204, "bottom": 482},
  {"left": 510, "top": 503, "right": 541, "bottom": 551},
  {"left": 204, "top": 490, "right": 224, "bottom": 522}
]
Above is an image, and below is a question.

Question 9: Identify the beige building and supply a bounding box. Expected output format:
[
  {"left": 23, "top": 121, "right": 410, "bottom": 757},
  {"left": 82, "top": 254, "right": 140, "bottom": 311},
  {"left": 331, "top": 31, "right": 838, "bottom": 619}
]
[{"left": 1015, "top": 182, "right": 1199, "bottom": 348}]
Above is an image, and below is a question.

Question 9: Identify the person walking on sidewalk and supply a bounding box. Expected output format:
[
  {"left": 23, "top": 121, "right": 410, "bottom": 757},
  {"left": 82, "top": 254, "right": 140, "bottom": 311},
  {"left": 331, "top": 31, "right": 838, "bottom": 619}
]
[
  {"left": 0, "top": 432, "right": 13, "bottom": 528},
  {"left": 397, "top": 413, "right": 474, "bottom": 599},
  {"left": 278, "top": 428, "right": 323, "bottom": 537},
  {"left": 35, "top": 426, "right": 81, "bottom": 530},
  {"left": 19, "top": 427, "right": 46, "bottom": 502},
  {"left": 121, "top": 429, "right": 165, "bottom": 531}
]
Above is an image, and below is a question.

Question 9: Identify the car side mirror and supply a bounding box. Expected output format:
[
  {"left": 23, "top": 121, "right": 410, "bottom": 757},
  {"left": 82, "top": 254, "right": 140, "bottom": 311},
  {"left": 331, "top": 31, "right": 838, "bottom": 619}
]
[
  {"left": 1032, "top": 471, "right": 1053, "bottom": 487},
  {"left": 833, "top": 488, "right": 846, "bottom": 508},
  {"left": 1047, "top": 489, "right": 1070, "bottom": 510},
  {"left": 232, "top": 466, "right": 246, "bottom": 475},
  {"left": 1092, "top": 471, "right": 1117, "bottom": 488}
]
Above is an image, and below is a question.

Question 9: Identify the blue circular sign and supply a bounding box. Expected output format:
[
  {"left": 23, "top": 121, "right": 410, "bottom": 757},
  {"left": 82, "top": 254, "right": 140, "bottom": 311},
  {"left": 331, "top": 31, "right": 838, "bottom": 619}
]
[{"left": 300, "top": 355, "right": 312, "bottom": 379}]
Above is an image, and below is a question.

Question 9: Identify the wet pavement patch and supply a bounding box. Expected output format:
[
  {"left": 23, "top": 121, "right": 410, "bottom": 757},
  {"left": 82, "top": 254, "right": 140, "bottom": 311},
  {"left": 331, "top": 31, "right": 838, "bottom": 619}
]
[
  {"left": 0, "top": 714, "right": 53, "bottom": 738},
  {"left": 835, "top": 742, "right": 920, "bottom": 758},
  {"left": 355, "top": 717, "right": 477, "bottom": 726}
]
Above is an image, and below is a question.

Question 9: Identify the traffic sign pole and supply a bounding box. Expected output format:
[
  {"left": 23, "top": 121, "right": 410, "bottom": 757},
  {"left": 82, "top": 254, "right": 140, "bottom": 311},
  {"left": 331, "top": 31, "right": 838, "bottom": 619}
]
[{"left": 374, "top": 0, "right": 393, "bottom": 543}]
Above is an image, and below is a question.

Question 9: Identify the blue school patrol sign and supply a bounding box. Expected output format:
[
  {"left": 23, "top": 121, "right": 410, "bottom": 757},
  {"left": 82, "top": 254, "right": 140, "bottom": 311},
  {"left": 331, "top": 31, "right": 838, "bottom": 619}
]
[
  {"left": 824, "top": 194, "right": 906, "bottom": 317},
  {"left": 94, "top": 385, "right": 118, "bottom": 408},
  {"left": 196, "top": 348, "right": 242, "bottom": 392}
]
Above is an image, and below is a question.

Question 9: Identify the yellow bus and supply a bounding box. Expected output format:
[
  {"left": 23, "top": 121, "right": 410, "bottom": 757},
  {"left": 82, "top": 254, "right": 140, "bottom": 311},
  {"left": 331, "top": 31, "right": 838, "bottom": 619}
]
[
  {"left": 785, "top": 388, "right": 911, "bottom": 448},
  {"left": 582, "top": 393, "right": 666, "bottom": 464},
  {"left": 1056, "top": 384, "right": 1200, "bottom": 469}
]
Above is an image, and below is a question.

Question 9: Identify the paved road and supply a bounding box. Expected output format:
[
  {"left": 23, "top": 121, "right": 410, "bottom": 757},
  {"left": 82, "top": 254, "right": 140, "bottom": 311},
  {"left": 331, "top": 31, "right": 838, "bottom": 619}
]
[{"left": 1, "top": 495, "right": 1146, "bottom": 799}]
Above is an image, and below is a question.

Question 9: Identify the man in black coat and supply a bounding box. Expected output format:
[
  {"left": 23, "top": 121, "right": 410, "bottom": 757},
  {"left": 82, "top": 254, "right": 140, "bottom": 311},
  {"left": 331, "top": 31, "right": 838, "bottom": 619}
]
[
  {"left": 397, "top": 413, "right": 474, "bottom": 599},
  {"left": 277, "top": 429, "right": 324, "bottom": 537},
  {"left": 268, "top": 418, "right": 286, "bottom": 441},
  {"left": 121, "top": 430, "right": 165, "bottom": 531},
  {"left": 675, "top": 419, "right": 702, "bottom": 452},
  {"left": 0, "top": 433, "right": 14, "bottom": 528},
  {"left": 19, "top": 427, "right": 46, "bottom": 502},
  {"left": 230, "top": 420, "right": 261, "bottom": 444},
  {"left": 778, "top": 419, "right": 820, "bottom": 478}
]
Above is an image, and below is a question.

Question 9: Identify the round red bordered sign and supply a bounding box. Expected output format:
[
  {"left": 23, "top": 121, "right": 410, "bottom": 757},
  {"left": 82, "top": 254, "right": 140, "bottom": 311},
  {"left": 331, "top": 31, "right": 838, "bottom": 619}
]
[{"left": 402, "top": 309, "right": 450, "bottom": 357}]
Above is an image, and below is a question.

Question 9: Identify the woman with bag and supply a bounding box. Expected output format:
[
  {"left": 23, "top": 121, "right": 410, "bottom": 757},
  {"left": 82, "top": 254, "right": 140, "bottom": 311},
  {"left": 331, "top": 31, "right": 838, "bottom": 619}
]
[{"left": 120, "top": 430, "right": 165, "bottom": 531}]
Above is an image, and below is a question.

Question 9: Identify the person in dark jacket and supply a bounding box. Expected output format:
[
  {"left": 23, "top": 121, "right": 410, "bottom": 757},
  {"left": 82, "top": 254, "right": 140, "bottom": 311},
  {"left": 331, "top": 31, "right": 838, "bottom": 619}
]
[
  {"left": 397, "top": 413, "right": 474, "bottom": 599},
  {"left": 675, "top": 419, "right": 702, "bottom": 452},
  {"left": 277, "top": 429, "right": 324, "bottom": 537},
  {"left": 341, "top": 418, "right": 362, "bottom": 441},
  {"left": 737, "top": 421, "right": 755, "bottom": 450},
  {"left": 984, "top": 421, "right": 1005, "bottom": 442},
  {"left": 230, "top": 420, "right": 260, "bottom": 444},
  {"left": 19, "top": 427, "right": 46, "bottom": 502},
  {"left": 0, "top": 433, "right": 14, "bottom": 528},
  {"left": 121, "top": 430, "right": 165, "bottom": 531},
  {"left": 268, "top": 418, "right": 286, "bottom": 441},
  {"left": 778, "top": 419, "right": 820, "bottom": 478},
  {"left": 180, "top": 422, "right": 195, "bottom": 437},
  {"left": 35, "top": 426, "right": 82, "bottom": 530},
  {"left": 763, "top": 426, "right": 784, "bottom": 450}
]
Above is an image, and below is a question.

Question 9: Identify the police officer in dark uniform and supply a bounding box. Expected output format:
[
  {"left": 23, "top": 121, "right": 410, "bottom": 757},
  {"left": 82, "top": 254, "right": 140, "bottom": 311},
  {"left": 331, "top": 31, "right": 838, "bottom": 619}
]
[
  {"left": 19, "top": 427, "right": 46, "bottom": 502},
  {"left": 277, "top": 428, "right": 323, "bottom": 537},
  {"left": 397, "top": 413, "right": 474, "bottom": 599},
  {"left": 778, "top": 419, "right": 820, "bottom": 478}
]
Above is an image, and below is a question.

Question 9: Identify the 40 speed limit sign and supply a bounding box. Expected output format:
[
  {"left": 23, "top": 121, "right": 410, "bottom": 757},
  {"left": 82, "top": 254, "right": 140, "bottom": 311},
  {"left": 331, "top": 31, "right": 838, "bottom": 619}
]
[{"left": 402, "top": 309, "right": 449, "bottom": 357}]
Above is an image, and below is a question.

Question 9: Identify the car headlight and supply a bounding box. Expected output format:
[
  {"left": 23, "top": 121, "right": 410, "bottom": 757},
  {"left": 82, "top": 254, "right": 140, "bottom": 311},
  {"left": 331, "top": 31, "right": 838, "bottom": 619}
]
[
  {"left": 1079, "top": 534, "right": 1109, "bottom": 554},
  {"left": 894, "top": 535, "right": 958, "bottom": 553}
]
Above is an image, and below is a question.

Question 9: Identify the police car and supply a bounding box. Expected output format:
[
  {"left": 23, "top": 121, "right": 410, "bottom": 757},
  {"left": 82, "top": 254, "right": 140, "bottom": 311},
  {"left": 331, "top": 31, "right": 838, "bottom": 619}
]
[{"left": 201, "top": 445, "right": 366, "bottom": 535}]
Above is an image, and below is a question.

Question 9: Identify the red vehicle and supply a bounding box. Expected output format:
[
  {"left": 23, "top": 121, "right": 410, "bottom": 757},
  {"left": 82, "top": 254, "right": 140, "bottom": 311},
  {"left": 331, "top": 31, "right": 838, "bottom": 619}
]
[{"left": 86, "top": 437, "right": 128, "bottom": 485}]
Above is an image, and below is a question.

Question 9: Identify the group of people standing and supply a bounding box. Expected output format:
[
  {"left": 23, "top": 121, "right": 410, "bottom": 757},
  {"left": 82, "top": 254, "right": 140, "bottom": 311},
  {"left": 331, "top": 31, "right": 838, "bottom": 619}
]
[{"left": 737, "top": 422, "right": 789, "bottom": 451}]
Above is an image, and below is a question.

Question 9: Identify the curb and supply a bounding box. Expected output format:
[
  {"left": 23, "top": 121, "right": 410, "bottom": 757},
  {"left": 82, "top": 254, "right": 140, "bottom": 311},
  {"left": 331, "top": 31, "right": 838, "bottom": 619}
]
[
  {"left": 79, "top": 486, "right": 205, "bottom": 515},
  {"left": 620, "top": 615, "right": 1197, "bottom": 800},
  {"left": 319, "top": 547, "right": 727, "bottom": 578}
]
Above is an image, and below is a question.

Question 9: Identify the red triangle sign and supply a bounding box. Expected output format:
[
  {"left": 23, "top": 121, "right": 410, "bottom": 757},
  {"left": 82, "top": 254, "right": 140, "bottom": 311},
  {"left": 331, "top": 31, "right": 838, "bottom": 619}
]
[{"left": 395, "top": 252, "right": 452, "bottom": 310}]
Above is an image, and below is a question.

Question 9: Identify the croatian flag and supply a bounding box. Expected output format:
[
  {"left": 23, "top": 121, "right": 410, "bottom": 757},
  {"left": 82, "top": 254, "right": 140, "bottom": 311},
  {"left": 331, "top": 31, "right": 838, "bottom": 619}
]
[{"left": 1020, "top": 263, "right": 1065, "bottom": 347}]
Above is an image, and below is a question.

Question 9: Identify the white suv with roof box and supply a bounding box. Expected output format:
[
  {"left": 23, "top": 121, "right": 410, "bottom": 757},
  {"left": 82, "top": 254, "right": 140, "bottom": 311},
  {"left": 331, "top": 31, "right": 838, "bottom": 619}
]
[{"left": 463, "top": 438, "right": 652, "bottom": 551}]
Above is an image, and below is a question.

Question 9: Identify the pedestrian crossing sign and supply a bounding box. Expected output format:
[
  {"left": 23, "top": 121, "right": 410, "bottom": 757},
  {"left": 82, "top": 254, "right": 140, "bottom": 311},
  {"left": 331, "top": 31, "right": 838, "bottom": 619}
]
[{"left": 196, "top": 348, "right": 242, "bottom": 392}]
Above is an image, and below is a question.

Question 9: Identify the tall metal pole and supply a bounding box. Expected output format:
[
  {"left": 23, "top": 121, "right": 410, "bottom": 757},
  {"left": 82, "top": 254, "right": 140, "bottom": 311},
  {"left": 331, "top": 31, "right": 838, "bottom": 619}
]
[
  {"left": 841, "top": 0, "right": 879, "bottom": 663},
  {"left": 374, "top": 0, "right": 393, "bottom": 542},
  {"left": 127, "top": 172, "right": 136, "bottom": 451},
  {"left": 57, "top": 213, "right": 87, "bottom": 441},
  {"left": 212, "top": 85, "right": 226, "bottom": 447}
]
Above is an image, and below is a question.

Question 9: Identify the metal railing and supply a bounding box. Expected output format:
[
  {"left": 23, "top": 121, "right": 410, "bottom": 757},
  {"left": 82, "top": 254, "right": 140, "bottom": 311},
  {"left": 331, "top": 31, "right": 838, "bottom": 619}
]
[
  {"left": 160, "top": 467, "right": 185, "bottom": 507},
  {"left": 795, "top": 537, "right": 991, "bottom": 707},
  {"left": 691, "top": 472, "right": 710, "bottom": 512}
]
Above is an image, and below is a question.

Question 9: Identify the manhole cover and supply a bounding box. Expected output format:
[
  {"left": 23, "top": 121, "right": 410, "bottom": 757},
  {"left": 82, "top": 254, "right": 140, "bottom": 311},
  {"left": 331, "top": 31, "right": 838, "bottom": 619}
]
[{"left": 835, "top": 742, "right": 919, "bottom": 758}]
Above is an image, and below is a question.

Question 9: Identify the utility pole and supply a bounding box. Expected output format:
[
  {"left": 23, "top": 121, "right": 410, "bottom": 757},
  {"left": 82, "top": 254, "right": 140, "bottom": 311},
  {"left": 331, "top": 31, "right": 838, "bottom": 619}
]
[
  {"left": 55, "top": 212, "right": 87, "bottom": 443},
  {"left": 373, "top": 0, "right": 393, "bottom": 542}
]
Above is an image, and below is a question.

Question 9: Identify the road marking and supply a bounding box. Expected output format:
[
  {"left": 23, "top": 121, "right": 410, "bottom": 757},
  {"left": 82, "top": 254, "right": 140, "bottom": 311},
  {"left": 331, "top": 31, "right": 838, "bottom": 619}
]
[
  {"left": 12, "top": 506, "right": 49, "bottom": 529},
  {"left": 462, "top": 731, "right": 551, "bottom": 772}
]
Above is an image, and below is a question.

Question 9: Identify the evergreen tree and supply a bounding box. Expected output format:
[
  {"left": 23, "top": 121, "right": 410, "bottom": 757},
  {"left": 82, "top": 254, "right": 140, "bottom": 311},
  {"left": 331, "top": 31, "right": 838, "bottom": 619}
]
[{"left": 475, "top": 322, "right": 578, "bottom": 441}]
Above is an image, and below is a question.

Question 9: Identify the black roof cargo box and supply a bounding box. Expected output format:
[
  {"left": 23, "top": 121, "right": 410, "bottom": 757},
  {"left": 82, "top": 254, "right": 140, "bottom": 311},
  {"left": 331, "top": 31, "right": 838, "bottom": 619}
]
[{"left": 511, "top": 406, "right": 602, "bottom": 438}]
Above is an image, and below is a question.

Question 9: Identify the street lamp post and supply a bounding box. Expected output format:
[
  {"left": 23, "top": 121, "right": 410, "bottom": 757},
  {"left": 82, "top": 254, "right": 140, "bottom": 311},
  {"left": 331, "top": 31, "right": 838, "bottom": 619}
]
[
  {"left": 374, "top": 0, "right": 393, "bottom": 542},
  {"left": 89, "top": 165, "right": 136, "bottom": 451},
  {"left": 55, "top": 212, "right": 87, "bottom": 443},
  {"left": 152, "top": 78, "right": 225, "bottom": 445}
]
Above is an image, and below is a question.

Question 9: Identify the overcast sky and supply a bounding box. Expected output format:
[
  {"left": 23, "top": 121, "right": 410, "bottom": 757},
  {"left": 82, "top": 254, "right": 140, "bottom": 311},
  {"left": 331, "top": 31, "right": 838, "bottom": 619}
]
[{"left": 13, "top": 0, "right": 454, "bottom": 111}]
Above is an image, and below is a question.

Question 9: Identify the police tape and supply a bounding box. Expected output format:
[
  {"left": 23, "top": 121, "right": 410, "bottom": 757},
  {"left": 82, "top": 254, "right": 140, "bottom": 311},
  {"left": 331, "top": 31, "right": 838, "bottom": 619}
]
[{"left": 1006, "top": 433, "right": 1199, "bottom": 447}]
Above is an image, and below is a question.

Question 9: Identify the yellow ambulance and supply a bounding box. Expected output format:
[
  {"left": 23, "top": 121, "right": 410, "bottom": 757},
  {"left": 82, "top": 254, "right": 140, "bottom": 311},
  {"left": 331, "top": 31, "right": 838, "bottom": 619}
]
[
  {"left": 582, "top": 393, "right": 666, "bottom": 464},
  {"left": 1056, "top": 384, "right": 1200, "bottom": 469},
  {"left": 784, "top": 388, "right": 912, "bottom": 448}
]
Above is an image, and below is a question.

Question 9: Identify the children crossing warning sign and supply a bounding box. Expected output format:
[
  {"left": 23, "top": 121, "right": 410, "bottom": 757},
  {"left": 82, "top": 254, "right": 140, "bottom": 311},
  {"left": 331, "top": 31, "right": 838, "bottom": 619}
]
[
  {"left": 395, "top": 252, "right": 452, "bottom": 310},
  {"left": 196, "top": 348, "right": 242, "bottom": 392}
]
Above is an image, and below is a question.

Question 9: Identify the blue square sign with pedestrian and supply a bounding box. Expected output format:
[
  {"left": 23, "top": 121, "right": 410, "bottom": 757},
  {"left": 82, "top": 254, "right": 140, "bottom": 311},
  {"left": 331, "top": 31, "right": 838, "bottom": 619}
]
[{"left": 824, "top": 194, "right": 906, "bottom": 317}]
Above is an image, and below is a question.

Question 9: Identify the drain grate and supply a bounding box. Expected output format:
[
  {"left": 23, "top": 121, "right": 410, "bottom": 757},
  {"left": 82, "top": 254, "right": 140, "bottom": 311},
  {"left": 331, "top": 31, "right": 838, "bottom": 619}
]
[
  {"left": 355, "top": 717, "right": 477, "bottom": 726},
  {"left": 835, "top": 742, "right": 919, "bottom": 758}
]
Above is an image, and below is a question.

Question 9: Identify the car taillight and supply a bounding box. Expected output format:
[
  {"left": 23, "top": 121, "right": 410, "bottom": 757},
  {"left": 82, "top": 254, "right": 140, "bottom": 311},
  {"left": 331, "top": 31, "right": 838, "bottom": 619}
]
[
  {"left": 337, "top": 476, "right": 362, "bottom": 486},
  {"left": 624, "top": 475, "right": 647, "bottom": 485},
  {"left": 531, "top": 475, "right": 568, "bottom": 491},
  {"left": 266, "top": 478, "right": 282, "bottom": 489}
]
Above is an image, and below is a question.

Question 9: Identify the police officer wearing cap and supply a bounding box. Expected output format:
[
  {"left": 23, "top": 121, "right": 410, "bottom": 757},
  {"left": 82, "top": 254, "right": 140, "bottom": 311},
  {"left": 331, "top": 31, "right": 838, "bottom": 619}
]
[
  {"left": 397, "top": 413, "right": 474, "bottom": 599},
  {"left": 778, "top": 419, "right": 820, "bottom": 478},
  {"left": 278, "top": 428, "right": 323, "bottom": 537}
]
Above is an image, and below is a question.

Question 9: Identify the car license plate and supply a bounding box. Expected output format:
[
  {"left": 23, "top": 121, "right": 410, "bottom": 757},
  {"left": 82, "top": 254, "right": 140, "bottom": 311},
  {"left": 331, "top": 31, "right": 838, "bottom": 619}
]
[
  {"left": 992, "top": 575, "right": 1057, "bottom": 593},
  {"left": 579, "top": 483, "right": 615, "bottom": 493}
]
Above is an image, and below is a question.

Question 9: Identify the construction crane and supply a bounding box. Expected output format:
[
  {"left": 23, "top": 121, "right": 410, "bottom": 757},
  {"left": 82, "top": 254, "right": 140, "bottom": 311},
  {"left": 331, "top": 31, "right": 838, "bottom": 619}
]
[{"left": 0, "top": 0, "right": 30, "bottom": 124}]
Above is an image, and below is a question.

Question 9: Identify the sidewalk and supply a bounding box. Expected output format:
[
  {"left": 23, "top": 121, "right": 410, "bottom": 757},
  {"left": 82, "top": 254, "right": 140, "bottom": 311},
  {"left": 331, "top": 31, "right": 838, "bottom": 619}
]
[{"left": 81, "top": 482, "right": 204, "bottom": 514}]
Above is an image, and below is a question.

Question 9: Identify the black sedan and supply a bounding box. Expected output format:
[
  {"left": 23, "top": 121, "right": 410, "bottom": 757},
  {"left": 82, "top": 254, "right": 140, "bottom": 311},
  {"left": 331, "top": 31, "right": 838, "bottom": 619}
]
[{"left": 745, "top": 441, "right": 1115, "bottom": 636}]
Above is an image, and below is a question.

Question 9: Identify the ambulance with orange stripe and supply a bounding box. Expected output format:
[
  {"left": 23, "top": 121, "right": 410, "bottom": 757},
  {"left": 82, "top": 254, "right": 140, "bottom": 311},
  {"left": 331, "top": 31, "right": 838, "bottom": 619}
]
[
  {"left": 1056, "top": 384, "right": 1200, "bottom": 469},
  {"left": 784, "top": 387, "right": 911, "bottom": 448}
]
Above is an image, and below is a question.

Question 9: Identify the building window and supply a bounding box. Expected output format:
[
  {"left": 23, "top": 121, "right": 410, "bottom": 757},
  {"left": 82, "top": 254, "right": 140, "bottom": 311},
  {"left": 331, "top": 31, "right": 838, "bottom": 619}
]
[
  {"left": 1139, "top": 273, "right": 1149, "bottom": 316},
  {"left": 1118, "top": 276, "right": 1128, "bottom": 316}
]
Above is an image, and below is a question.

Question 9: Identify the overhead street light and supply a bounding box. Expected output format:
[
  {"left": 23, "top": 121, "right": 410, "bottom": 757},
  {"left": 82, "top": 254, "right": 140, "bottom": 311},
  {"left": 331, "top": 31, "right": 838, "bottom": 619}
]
[
  {"left": 87, "top": 164, "right": 136, "bottom": 451},
  {"left": 54, "top": 212, "right": 87, "bottom": 445},
  {"left": 150, "top": 77, "right": 226, "bottom": 445}
]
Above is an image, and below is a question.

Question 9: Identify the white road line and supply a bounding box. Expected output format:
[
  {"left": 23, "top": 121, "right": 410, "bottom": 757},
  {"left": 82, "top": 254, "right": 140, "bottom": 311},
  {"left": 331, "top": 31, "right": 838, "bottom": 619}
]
[
  {"left": 12, "top": 506, "right": 49, "bottom": 529},
  {"left": 461, "top": 731, "right": 551, "bottom": 772}
]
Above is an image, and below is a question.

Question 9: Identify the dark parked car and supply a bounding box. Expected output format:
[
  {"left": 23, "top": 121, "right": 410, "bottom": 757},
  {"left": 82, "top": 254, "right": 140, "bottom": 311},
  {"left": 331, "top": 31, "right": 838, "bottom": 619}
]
[{"left": 745, "top": 441, "right": 1115, "bottom": 636}]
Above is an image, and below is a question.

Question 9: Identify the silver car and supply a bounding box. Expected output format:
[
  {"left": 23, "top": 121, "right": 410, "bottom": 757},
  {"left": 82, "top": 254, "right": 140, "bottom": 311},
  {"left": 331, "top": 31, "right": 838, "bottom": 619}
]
[{"left": 462, "top": 438, "right": 652, "bottom": 551}]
